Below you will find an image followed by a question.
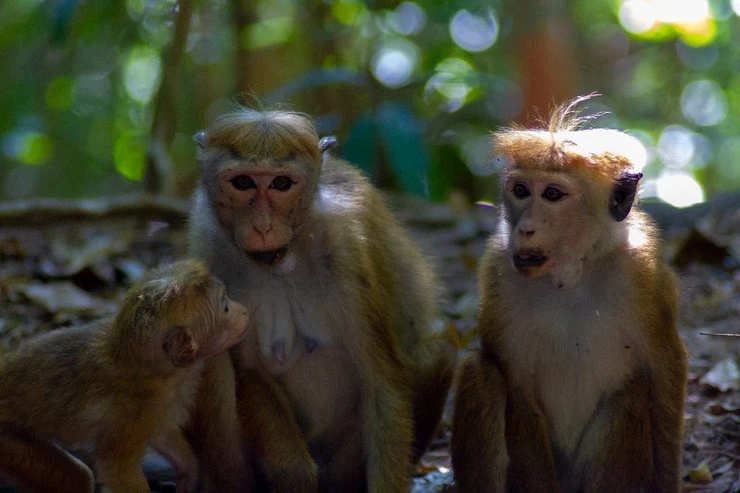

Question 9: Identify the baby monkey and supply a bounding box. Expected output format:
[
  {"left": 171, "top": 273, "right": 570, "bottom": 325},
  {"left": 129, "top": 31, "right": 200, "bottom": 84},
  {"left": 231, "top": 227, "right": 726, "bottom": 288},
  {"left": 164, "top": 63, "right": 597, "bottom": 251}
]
[
  {"left": 452, "top": 96, "right": 687, "bottom": 492},
  {"left": 0, "top": 259, "right": 249, "bottom": 493}
]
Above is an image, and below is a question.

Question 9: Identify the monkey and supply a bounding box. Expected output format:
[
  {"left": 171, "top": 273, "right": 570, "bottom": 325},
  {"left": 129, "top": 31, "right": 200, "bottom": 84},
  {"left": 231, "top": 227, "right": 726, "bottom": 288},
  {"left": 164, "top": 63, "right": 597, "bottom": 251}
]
[
  {"left": 451, "top": 96, "right": 688, "bottom": 493},
  {"left": 0, "top": 259, "right": 249, "bottom": 493},
  {"left": 186, "top": 108, "right": 457, "bottom": 492}
]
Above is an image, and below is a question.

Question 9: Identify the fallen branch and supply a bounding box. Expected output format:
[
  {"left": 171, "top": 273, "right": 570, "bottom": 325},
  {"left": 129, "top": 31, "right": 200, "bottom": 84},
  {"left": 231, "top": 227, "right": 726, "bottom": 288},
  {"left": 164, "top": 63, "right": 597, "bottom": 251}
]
[
  {"left": 0, "top": 194, "right": 189, "bottom": 227},
  {"left": 700, "top": 333, "right": 740, "bottom": 338}
]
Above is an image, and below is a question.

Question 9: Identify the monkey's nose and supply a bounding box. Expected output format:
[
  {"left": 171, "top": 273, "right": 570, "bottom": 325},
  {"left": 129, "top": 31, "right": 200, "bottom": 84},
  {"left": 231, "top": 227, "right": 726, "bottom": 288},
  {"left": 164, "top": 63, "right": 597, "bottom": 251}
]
[
  {"left": 516, "top": 218, "right": 535, "bottom": 237},
  {"left": 517, "top": 226, "right": 535, "bottom": 237},
  {"left": 253, "top": 223, "right": 273, "bottom": 236}
]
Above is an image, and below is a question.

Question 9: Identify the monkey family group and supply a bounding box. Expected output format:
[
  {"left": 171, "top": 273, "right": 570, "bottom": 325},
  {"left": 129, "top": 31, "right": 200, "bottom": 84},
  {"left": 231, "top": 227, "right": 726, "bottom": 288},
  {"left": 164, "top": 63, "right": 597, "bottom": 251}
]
[{"left": 0, "top": 96, "right": 687, "bottom": 493}]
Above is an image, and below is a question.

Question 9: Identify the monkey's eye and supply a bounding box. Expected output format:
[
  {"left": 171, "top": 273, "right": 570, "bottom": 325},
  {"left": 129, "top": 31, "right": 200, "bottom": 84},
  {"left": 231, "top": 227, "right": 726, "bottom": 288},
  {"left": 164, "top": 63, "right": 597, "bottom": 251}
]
[
  {"left": 231, "top": 175, "right": 256, "bottom": 191},
  {"left": 270, "top": 176, "right": 294, "bottom": 191},
  {"left": 512, "top": 183, "right": 531, "bottom": 199},
  {"left": 542, "top": 187, "right": 565, "bottom": 202}
]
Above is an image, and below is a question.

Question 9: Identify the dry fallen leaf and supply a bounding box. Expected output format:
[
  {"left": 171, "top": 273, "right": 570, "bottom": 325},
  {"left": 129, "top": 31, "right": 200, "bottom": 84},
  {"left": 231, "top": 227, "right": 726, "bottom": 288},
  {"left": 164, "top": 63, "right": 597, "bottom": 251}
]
[
  {"left": 700, "top": 358, "right": 740, "bottom": 393},
  {"left": 688, "top": 460, "right": 713, "bottom": 484}
]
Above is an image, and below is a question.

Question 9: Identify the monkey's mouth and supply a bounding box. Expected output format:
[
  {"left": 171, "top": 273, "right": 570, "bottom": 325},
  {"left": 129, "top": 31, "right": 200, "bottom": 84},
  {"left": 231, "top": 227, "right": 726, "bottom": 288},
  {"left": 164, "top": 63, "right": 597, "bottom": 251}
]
[
  {"left": 513, "top": 251, "right": 549, "bottom": 271},
  {"left": 246, "top": 247, "right": 288, "bottom": 266}
]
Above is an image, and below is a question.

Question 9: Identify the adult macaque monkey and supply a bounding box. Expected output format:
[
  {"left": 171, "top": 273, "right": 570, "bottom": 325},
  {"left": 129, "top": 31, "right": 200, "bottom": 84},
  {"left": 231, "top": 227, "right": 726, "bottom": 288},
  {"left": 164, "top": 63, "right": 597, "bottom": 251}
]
[
  {"left": 451, "top": 96, "right": 687, "bottom": 493},
  {"left": 0, "top": 260, "right": 249, "bottom": 493},
  {"left": 187, "top": 108, "right": 456, "bottom": 492}
]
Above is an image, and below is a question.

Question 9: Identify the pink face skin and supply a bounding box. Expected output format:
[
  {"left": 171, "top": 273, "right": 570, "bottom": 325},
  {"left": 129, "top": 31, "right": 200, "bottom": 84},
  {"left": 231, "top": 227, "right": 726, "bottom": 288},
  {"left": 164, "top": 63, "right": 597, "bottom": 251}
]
[
  {"left": 214, "top": 160, "right": 309, "bottom": 267},
  {"left": 504, "top": 170, "right": 601, "bottom": 289}
]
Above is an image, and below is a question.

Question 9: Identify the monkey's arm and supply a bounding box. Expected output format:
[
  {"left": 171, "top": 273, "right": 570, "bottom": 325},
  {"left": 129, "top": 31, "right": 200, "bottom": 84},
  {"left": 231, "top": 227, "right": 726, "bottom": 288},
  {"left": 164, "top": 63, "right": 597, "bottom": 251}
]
[
  {"left": 0, "top": 426, "right": 95, "bottom": 493},
  {"left": 451, "top": 351, "right": 508, "bottom": 493},
  {"left": 185, "top": 353, "right": 251, "bottom": 493},
  {"left": 647, "top": 267, "right": 686, "bottom": 493},
  {"left": 95, "top": 419, "right": 152, "bottom": 493},
  {"left": 151, "top": 427, "right": 197, "bottom": 493},
  {"left": 573, "top": 371, "right": 653, "bottom": 493},
  {"left": 360, "top": 346, "right": 415, "bottom": 493},
  {"left": 235, "top": 366, "right": 318, "bottom": 493}
]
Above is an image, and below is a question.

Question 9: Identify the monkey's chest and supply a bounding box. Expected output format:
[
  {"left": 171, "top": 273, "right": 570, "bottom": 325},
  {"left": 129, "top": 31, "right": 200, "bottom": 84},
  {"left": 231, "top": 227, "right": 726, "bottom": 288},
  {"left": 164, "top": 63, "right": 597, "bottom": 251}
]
[
  {"left": 280, "top": 347, "right": 361, "bottom": 442},
  {"left": 245, "top": 280, "right": 362, "bottom": 440},
  {"left": 502, "top": 306, "right": 642, "bottom": 458}
]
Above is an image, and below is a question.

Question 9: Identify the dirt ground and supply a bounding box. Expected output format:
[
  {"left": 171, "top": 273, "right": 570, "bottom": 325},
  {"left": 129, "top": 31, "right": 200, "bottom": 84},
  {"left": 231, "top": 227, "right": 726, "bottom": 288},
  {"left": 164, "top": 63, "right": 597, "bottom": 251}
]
[{"left": 0, "top": 194, "right": 738, "bottom": 492}]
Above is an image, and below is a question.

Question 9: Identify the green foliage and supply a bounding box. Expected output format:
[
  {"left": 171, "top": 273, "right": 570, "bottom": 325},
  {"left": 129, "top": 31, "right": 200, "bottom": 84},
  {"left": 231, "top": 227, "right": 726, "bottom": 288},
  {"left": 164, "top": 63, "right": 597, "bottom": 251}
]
[
  {"left": 0, "top": 0, "right": 739, "bottom": 205},
  {"left": 344, "top": 103, "right": 430, "bottom": 196}
]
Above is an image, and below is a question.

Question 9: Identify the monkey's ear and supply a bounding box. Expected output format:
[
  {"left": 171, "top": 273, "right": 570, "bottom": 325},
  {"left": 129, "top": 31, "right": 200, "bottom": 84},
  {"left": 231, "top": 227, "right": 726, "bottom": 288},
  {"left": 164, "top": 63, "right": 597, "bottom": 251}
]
[
  {"left": 610, "top": 171, "right": 643, "bottom": 222},
  {"left": 163, "top": 326, "right": 199, "bottom": 367},
  {"left": 319, "top": 136, "right": 338, "bottom": 154},
  {"left": 193, "top": 131, "right": 207, "bottom": 149}
]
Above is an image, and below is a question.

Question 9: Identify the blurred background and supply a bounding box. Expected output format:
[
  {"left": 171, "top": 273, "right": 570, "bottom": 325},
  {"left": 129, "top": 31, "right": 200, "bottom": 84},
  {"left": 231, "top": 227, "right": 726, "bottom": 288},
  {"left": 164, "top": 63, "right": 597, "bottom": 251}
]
[{"left": 1, "top": 0, "right": 739, "bottom": 206}]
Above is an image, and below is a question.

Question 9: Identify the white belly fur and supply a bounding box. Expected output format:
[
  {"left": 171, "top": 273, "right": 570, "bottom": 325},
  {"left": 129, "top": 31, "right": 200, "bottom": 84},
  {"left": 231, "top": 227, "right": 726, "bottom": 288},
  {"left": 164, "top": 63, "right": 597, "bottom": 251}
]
[{"left": 499, "top": 268, "right": 644, "bottom": 457}]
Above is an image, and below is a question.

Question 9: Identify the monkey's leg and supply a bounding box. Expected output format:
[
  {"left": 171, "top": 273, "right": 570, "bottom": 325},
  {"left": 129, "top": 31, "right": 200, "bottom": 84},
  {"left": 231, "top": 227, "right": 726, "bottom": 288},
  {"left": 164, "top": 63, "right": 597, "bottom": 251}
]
[
  {"left": 0, "top": 426, "right": 94, "bottom": 493},
  {"left": 151, "top": 428, "right": 198, "bottom": 493},
  {"left": 451, "top": 351, "right": 508, "bottom": 493},
  {"left": 320, "top": 420, "right": 366, "bottom": 493},
  {"left": 411, "top": 337, "right": 457, "bottom": 463},
  {"left": 236, "top": 367, "right": 319, "bottom": 493},
  {"left": 572, "top": 371, "right": 653, "bottom": 493},
  {"left": 185, "top": 353, "right": 251, "bottom": 493},
  {"left": 647, "top": 269, "right": 686, "bottom": 493}
]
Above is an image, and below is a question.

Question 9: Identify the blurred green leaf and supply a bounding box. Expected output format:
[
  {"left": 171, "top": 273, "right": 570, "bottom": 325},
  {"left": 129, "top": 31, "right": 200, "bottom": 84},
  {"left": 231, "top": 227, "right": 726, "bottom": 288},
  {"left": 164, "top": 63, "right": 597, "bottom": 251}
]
[
  {"left": 17, "top": 132, "right": 54, "bottom": 165},
  {"left": 114, "top": 134, "right": 146, "bottom": 181},
  {"left": 343, "top": 111, "right": 378, "bottom": 178},
  {"left": 375, "top": 102, "right": 430, "bottom": 197}
]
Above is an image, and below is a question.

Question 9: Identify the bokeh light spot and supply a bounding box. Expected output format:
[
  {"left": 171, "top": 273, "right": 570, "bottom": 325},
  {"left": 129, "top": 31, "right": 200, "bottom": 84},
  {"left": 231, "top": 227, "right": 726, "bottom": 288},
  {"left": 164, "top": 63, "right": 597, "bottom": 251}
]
[
  {"left": 681, "top": 79, "right": 727, "bottom": 126},
  {"left": 619, "top": 0, "right": 657, "bottom": 33},
  {"left": 123, "top": 46, "right": 162, "bottom": 104},
  {"left": 371, "top": 39, "right": 419, "bottom": 88},
  {"left": 449, "top": 9, "right": 498, "bottom": 52},
  {"left": 618, "top": 0, "right": 715, "bottom": 45},
  {"left": 391, "top": 2, "right": 426, "bottom": 35},
  {"left": 424, "top": 58, "right": 475, "bottom": 112},
  {"left": 733, "top": 0, "right": 740, "bottom": 16},
  {"left": 655, "top": 171, "right": 704, "bottom": 207},
  {"left": 657, "top": 125, "right": 694, "bottom": 169}
]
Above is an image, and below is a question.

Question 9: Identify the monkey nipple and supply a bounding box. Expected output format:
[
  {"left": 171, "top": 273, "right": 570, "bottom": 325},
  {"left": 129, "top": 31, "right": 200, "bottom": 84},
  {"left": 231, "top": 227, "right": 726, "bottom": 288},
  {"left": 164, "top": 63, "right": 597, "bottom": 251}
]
[
  {"left": 272, "top": 342, "right": 287, "bottom": 364},
  {"left": 304, "top": 337, "right": 318, "bottom": 353}
]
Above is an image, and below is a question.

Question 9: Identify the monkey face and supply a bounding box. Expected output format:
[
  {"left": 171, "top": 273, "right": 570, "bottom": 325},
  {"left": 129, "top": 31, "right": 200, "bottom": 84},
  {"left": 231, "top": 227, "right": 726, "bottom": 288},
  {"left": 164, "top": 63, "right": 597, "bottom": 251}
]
[
  {"left": 504, "top": 170, "right": 600, "bottom": 289},
  {"left": 203, "top": 286, "right": 250, "bottom": 356},
  {"left": 214, "top": 160, "right": 312, "bottom": 269}
]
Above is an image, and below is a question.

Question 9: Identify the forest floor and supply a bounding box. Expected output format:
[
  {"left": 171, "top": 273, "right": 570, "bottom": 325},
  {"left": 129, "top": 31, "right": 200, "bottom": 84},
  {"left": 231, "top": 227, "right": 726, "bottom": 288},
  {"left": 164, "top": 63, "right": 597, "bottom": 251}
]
[{"left": 0, "top": 193, "right": 739, "bottom": 492}]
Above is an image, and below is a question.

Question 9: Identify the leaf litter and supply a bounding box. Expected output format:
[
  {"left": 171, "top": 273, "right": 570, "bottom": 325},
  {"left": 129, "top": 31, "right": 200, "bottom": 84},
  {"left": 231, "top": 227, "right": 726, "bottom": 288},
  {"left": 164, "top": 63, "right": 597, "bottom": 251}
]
[{"left": 0, "top": 196, "right": 738, "bottom": 492}]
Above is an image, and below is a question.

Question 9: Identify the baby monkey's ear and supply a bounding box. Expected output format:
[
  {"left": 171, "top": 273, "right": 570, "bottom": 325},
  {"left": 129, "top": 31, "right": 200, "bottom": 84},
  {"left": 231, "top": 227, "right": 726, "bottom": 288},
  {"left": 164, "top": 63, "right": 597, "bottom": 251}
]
[{"left": 163, "top": 326, "right": 198, "bottom": 367}]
